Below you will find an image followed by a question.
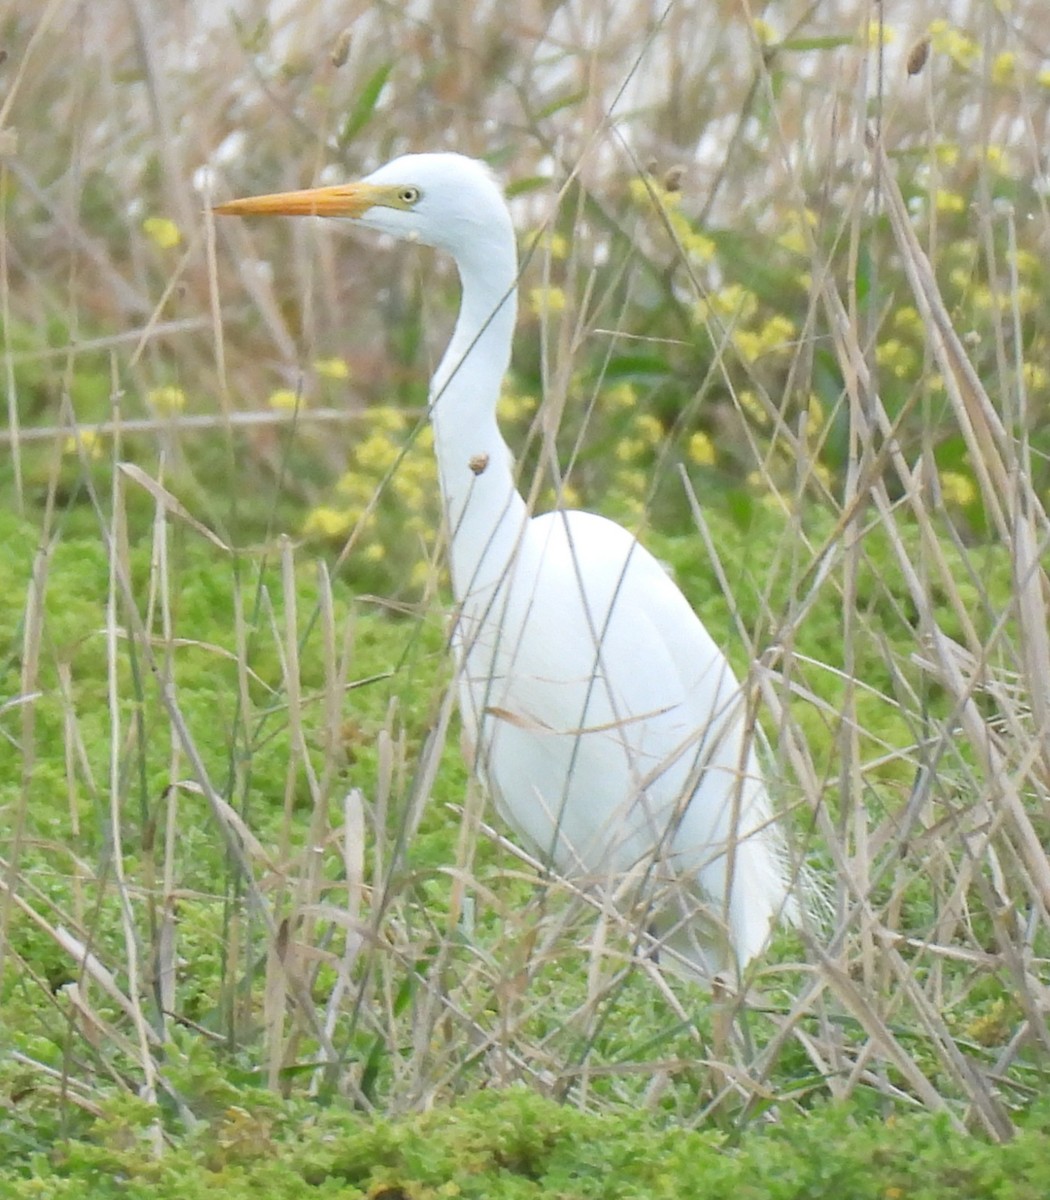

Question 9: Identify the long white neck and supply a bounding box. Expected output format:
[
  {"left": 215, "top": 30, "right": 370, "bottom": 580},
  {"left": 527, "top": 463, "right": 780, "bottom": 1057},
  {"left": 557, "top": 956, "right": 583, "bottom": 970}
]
[{"left": 430, "top": 235, "right": 527, "bottom": 603}]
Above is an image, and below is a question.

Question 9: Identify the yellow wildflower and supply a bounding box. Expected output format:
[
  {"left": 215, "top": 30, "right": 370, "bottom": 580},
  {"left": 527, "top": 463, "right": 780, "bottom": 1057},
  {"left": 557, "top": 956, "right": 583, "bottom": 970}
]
[
  {"left": 148, "top": 385, "right": 187, "bottom": 414},
  {"left": 865, "top": 19, "right": 896, "bottom": 48},
  {"left": 409, "top": 559, "right": 436, "bottom": 591},
  {"left": 615, "top": 437, "right": 646, "bottom": 463},
  {"left": 615, "top": 469, "right": 648, "bottom": 500},
  {"left": 707, "top": 283, "right": 759, "bottom": 323},
  {"left": 777, "top": 228, "right": 807, "bottom": 255},
  {"left": 683, "top": 230, "right": 716, "bottom": 263},
  {"left": 687, "top": 431, "right": 716, "bottom": 467},
  {"left": 142, "top": 216, "right": 181, "bottom": 250},
  {"left": 1013, "top": 249, "right": 1041, "bottom": 278},
  {"left": 751, "top": 18, "right": 777, "bottom": 45},
  {"left": 528, "top": 286, "right": 567, "bottom": 317},
  {"left": 628, "top": 176, "right": 681, "bottom": 211},
  {"left": 302, "top": 506, "right": 355, "bottom": 538},
  {"left": 939, "top": 470, "right": 977, "bottom": 507},
  {"left": 314, "top": 357, "right": 350, "bottom": 380},
  {"left": 1010, "top": 285, "right": 1038, "bottom": 315},
  {"left": 735, "top": 313, "right": 795, "bottom": 362},
  {"left": 985, "top": 145, "right": 1008, "bottom": 173},
  {"left": 990, "top": 51, "right": 1015, "bottom": 86},
  {"left": 893, "top": 306, "right": 923, "bottom": 335},
  {"left": 738, "top": 390, "right": 768, "bottom": 427},
  {"left": 268, "top": 388, "right": 301, "bottom": 411},
  {"left": 63, "top": 429, "right": 104, "bottom": 460},
  {"left": 355, "top": 431, "right": 401, "bottom": 474},
  {"left": 876, "top": 337, "right": 919, "bottom": 379},
  {"left": 811, "top": 461, "right": 833, "bottom": 489},
  {"left": 336, "top": 471, "right": 374, "bottom": 502},
  {"left": 556, "top": 483, "right": 582, "bottom": 509},
  {"left": 928, "top": 21, "right": 979, "bottom": 69},
  {"left": 934, "top": 189, "right": 966, "bottom": 215},
  {"left": 1022, "top": 362, "right": 1049, "bottom": 392},
  {"left": 633, "top": 413, "right": 664, "bottom": 446},
  {"left": 498, "top": 391, "right": 537, "bottom": 422},
  {"left": 526, "top": 228, "right": 569, "bottom": 260},
  {"left": 733, "top": 329, "right": 763, "bottom": 363},
  {"left": 366, "top": 405, "right": 408, "bottom": 434},
  {"left": 604, "top": 382, "right": 638, "bottom": 411},
  {"left": 392, "top": 475, "right": 426, "bottom": 511}
]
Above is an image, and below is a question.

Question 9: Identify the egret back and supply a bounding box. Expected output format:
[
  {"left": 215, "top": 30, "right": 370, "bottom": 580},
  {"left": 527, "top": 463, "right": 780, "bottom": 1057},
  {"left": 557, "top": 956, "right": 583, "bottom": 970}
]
[{"left": 453, "top": 508, "right": 793, "bottom": 974}]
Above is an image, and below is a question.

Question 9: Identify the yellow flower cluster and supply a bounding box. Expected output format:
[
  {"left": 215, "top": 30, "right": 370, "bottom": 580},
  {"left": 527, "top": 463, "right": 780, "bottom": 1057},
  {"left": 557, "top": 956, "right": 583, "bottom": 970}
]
[
  {"left": 498, "top": 390, "right": 537, "bottom": 424},
  {"left": 694, "top": 283, "right": 759, "bottom": 326},
  {"left": 314, "top": 357, "right": 350, "bottom": 380},
  {"left": 732, "top": 313, "right": 796, "bottom": 365},
  {"left": 303, "top": 404, "right": 438, "bottom": 562},
  {"left": 524, "top": 228, "right": 569, "bottom": 261},
  {"left": 1022, "top": 362, "right": 1049, "bottom": 393},
  {"left": 928, "top": 20, "right": 979, "bottom": 69},
  {"left": 776, "top": 207, "right": 817, "bottom": 256},
  {"left": 751, "top": 18, "right": 777, "bottom": 46},
  {"left": 604, "top": 381, "right": 639, "bottom": 411},
  {"left": 737, "top": 389, "right": 768, "bottom": 427},
  {"left": 876, "top": 337, "right": 921, "bottom": 380},
  {"left": 63, "top": 429, "right": 104, "bottom": 460},
  {"left": 528, "top": 286, "right": 567, "bottom": 317},
  {"left": 864, "top": 19, "right": 896, "bottom": 48},
  {"left": 302, "top": 506, "right": 355, "bottom": 538},
  {"left": 142, "top": 216, "right": 181, "bottom": 250},
  {"left": 268, "top": 388, "right": 302, "bottom": 411},
  {"left": 892, "top": 306, "right": 923, "bottom": 337},
  {"left": 615, "top": 411, "right": 664, "bottom": 464},
  {"left": 148, "top": 385, "right": 187, "bottom": 414},
  {"left": 990, "top": 51, "right": 1016, "bottom": 87},
  {"left": 686, "top": 431, "right": 716, "bottom": 467},
  {"left": 628, "top": 177, "right": 715, "bottom": 265},
  {"left": 934, "top": 189, "right": 966, "bottom": 215},
  {"left": 939, "top": 470, "right": 977, "bottom": 508}
]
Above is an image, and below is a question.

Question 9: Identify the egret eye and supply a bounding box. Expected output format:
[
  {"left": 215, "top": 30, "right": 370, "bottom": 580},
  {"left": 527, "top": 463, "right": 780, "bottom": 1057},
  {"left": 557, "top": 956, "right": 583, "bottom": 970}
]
[{"left": 397, "top": 185, "right": 421, "bottom": 205}]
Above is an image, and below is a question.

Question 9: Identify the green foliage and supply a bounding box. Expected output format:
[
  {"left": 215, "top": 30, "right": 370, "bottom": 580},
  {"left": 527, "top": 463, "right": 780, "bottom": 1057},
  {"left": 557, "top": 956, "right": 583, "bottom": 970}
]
[
  {"left": 4, "top": 1088, "right": 1050, "bottom": 1198},
  {"left": 4, "top": 0, "right": 1050, "bottom": 1188}
]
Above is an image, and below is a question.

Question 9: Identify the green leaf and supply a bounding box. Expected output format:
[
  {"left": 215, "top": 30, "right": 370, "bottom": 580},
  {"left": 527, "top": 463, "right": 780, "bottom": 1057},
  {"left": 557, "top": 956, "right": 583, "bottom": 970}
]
[
  {"left": 536, "top": 88, "right": 588, "bottom": 119},
  {"left": 338, "top": 62, "right": 393, "bottom": 147},
  {"left": 779, "top": 34, "right": 857, "bottom": 52},
  {"left": 601, "top": 353, "right": 672, "bottom": 380},
  {"left": 506, "top": 175, "right": 551, "bottom": 199}
]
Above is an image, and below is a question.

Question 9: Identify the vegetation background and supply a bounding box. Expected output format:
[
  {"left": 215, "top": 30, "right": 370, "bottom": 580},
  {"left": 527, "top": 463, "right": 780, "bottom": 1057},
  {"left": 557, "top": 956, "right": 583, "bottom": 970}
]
[{"left": 1, "top": 0, "right": 1049, "bottom": 1193}]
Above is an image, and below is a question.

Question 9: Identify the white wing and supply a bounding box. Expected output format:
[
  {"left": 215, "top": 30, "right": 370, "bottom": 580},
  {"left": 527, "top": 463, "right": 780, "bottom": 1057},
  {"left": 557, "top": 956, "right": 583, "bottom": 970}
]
[{"left": 454, "top": 508, "right": 793, "bottom": 971}]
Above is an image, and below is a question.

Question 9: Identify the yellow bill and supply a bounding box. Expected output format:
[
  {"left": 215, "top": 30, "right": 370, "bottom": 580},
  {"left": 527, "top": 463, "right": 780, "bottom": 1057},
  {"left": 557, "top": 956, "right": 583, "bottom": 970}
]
[{"left": 212, "top": 181, "right": 387, "bottom": 219}]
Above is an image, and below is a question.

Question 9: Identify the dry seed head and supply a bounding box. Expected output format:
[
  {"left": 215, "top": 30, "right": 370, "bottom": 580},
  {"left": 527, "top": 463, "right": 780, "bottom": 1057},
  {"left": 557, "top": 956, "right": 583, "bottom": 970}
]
[
  {"left": 468, "top": 452, "right": 490, "bottom": 476},
  {"left": 663, "top": 165, "right": 686, "bottom": 193},
  {"left": 907, "top": 36, "right": 930, "bottom": 76},
  {"left": 330, "top": 28, "right": 352, "bottom": 68}
]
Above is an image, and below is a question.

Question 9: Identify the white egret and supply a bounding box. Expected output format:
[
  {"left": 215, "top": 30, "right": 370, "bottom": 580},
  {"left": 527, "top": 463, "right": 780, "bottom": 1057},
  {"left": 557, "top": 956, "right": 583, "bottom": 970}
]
[{"left": 215, "top": 153, "right": 797, "bottom": 977}]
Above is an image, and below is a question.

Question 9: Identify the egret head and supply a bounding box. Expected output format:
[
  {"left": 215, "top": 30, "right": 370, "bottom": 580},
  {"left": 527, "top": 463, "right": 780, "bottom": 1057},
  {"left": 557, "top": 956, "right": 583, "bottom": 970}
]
[{"left": 214, "top": 152, "right": 513, "bottom": 261}]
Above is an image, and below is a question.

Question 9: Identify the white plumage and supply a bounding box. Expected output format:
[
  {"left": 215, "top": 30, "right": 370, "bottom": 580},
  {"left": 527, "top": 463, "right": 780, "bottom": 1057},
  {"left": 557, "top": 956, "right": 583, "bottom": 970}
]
[{"left": 216, "top": 152, "right": 798, "bottom": 976}]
